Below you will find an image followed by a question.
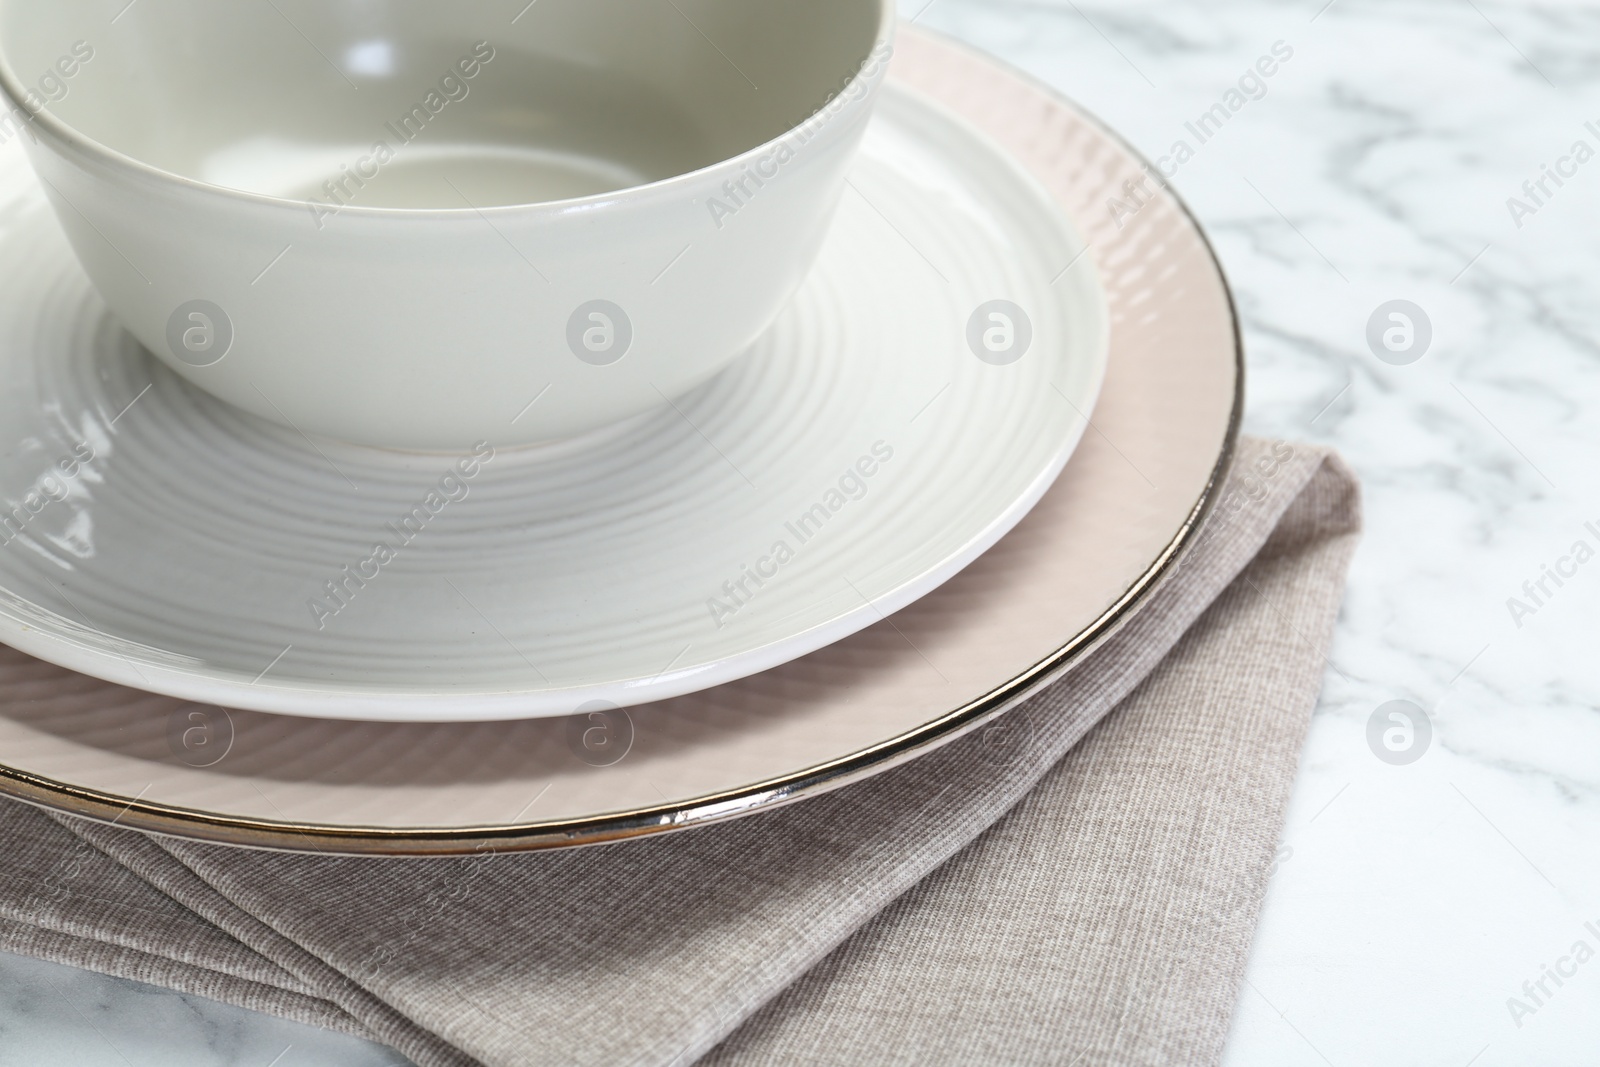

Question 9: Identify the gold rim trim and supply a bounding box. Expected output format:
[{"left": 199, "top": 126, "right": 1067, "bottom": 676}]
[{"left": 0, "top": 29, "right": 1246, "bottom": 856}]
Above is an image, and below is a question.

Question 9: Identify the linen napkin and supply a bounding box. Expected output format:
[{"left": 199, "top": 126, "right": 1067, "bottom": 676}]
[{"left": 0, "top": 436, "right": 1360, "bottom": 1067}]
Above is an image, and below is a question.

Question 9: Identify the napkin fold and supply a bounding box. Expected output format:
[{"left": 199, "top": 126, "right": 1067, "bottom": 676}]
[{"left": 0, "top": 436, "right": 1360, "bottom": 1067}]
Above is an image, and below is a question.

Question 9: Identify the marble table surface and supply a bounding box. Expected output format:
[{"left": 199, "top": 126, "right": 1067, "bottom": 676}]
[{"left": 4, "top": 0, "right": 1598, "bottom": 1064}]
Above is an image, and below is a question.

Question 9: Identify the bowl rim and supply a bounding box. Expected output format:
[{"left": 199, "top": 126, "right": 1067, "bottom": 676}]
[{"left": 0, "top": 0, "right": 897, "bottom": 218}]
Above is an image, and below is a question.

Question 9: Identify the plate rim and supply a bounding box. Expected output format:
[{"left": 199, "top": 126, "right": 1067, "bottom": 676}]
[{"left": 0, "top": 26, "right": 1244, "bottom": 855}]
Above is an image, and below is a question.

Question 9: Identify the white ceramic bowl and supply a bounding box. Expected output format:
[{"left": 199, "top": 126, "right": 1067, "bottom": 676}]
[{"left": 0, "top": 0, "right": 895, "bottom": 450}]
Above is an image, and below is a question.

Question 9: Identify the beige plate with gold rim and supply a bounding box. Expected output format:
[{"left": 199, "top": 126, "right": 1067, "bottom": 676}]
[{"left": 0, "top": 27, "right": 1242, "bottom": 854}]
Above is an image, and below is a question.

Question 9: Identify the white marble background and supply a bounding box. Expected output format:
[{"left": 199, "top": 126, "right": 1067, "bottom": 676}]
[{"left": 4, "top": 0, "right": 1599, "bottom": 1063}]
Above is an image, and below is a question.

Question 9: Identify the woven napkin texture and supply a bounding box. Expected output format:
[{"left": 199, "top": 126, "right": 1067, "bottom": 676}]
[{"left": 0, "top": 436, "right": 1360, "bottom": 1067}]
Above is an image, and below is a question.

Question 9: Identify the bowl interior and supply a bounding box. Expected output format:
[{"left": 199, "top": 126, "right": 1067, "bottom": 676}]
[{"left": 0, "top": 0, "right": 886, "bottom": 208}]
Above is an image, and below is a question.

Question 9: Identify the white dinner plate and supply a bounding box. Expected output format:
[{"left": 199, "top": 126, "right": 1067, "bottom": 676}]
[{"left": 0, "top": 82, "right": 1108, "bottom": 721}]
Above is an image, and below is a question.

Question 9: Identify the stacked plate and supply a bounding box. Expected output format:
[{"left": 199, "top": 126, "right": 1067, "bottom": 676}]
[{"left": 0, "top": 25, "right": 1239, "bottom": 854}]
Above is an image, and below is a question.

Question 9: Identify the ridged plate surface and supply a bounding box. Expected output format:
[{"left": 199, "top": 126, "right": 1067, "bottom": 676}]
[
  {"left": 0, "top": 83, "right": 1106, "bottom": 721},
  {"left": 0, "top": 29, "right": 1240, "bottom": 853}
]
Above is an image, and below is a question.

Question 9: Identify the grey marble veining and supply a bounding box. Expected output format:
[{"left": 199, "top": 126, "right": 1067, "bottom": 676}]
[
  {"left": 0, "top": 951, "right": 406, "bottom": 1066},
  {"left": 4, "top": 0, "right": 1599, "bottom": 1064},
  {"left": 943, "top": 1, "right": 1600, "bottom": 1064}
]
